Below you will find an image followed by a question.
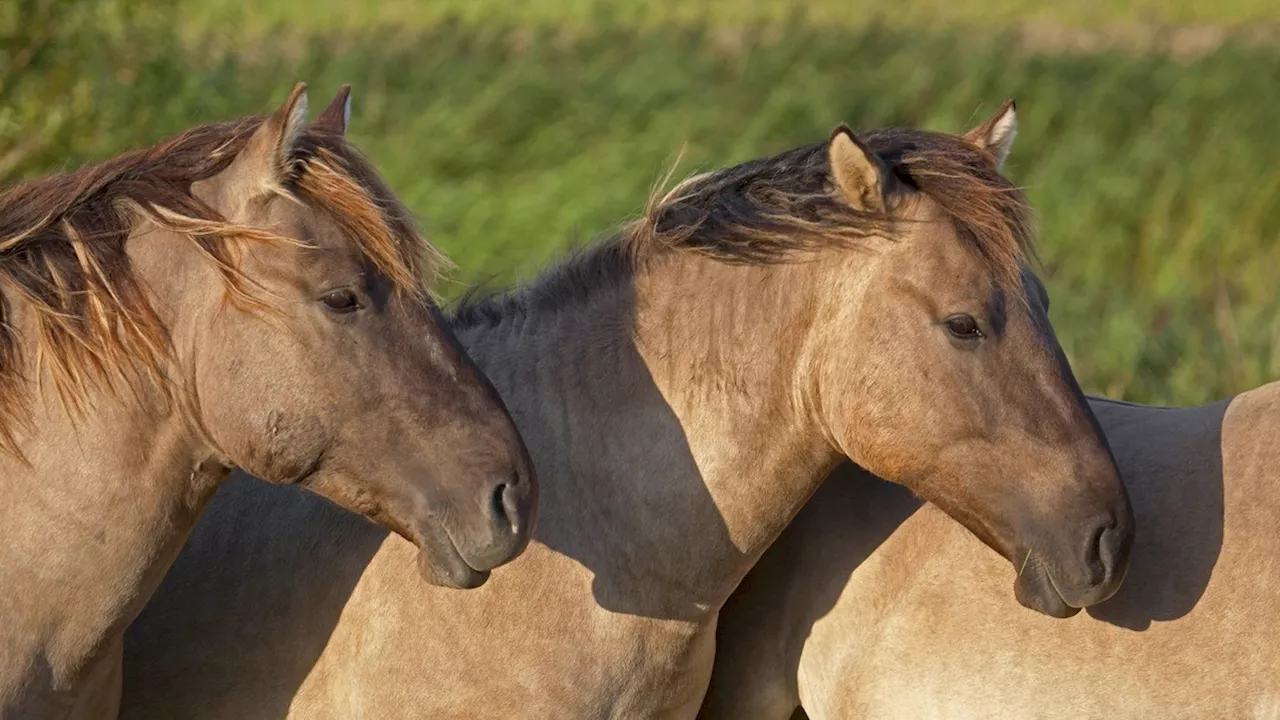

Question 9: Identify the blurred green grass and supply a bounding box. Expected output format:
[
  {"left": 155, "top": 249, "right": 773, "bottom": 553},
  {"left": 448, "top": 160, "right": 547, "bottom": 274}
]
[
  {"left": 4, "top": 1, "right": 1279, "bottom": 405},
  {"left": 178, "top": 0, "right": 1280, "bottom": 35}
]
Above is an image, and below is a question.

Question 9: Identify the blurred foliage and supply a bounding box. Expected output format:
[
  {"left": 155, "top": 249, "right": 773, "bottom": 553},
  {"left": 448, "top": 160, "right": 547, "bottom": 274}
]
[
  {"left": 178, "top": 0, "right": 1280, "bottom": 36},
  {"left": 0, "top": 0, "right": 182, "bottom": 183},
  {"left": 3, "top": 1, "right": 1279, "bottom": 405}
]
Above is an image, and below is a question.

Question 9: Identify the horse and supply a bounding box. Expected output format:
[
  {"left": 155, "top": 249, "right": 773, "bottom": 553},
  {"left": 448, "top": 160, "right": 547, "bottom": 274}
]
[
  {"left": 119, "top": 101, "right": 1132, "bottom": 717},
  {"left": 0, "top": 83, "right": 537, "bottom": 717},
  {"left": 702, "top": 294, "right": 1280, "bottom": 719}
]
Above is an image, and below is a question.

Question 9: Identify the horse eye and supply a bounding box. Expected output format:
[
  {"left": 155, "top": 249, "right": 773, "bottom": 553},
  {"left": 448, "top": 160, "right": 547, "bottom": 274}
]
[
  {"left": 944, "top": 314, "right": 983, "bottom": 340},
  {"left": 321, "top": 289, "right": 360, "bottom": 314}
]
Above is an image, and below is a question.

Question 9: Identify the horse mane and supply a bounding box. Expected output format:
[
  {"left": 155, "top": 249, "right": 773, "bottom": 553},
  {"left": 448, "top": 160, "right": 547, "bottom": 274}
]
[
  {"left": 0, "top": 115, "right": 446, "bottom": 454},
  {"left": 452, "top": 126, "right": 1036, "bottom": 329}
]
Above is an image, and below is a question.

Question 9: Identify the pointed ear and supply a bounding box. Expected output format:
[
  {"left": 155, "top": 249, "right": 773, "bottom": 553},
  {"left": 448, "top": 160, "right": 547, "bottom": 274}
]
[
  {"left": 314, "top": 84, "right": 352, "bottom": 136},
  {"left": 229, "top": 82, "right": 310, "bottom": 195},
  {"left": 964, "top": 98, "right": 1017, "bottom": 169},
  {"left": 828, "top": 125, "right": 887, "bottom": 212}
]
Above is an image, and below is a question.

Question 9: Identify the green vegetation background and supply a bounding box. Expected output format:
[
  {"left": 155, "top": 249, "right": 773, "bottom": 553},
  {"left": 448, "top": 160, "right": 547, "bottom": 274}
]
[{"left": 4, "top": 0, "right": 1278, "bottom": 404}]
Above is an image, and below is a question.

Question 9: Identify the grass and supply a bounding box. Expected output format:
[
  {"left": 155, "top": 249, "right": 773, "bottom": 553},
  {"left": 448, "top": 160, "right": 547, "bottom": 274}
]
[
  {"left": 175, "top": 0, "right": 1280, "bottom": 37},
  {"left": 4, "top": 1, "right": 1280, "bottom": 405}
]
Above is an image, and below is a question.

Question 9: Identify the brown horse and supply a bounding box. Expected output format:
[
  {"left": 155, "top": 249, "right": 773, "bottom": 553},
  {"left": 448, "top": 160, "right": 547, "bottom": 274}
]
[
  {"left": 0, "top": 84, "right": 536, "bottom": 717},
  {"left": 703, "top": 320, "right": 1280, "bottom": 717},
  {"left": 120, "top": 102, "right": 1131, "bottom": 717}
]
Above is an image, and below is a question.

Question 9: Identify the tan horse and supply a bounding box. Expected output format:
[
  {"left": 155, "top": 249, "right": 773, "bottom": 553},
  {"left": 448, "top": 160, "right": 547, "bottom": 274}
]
[
  {"left": 120, "top": 103, "right": 1131, "bottom": 718},
  {"left": 703, "top": 298, "right": 1280, "bottom": 719},
  {"left": 0, "top": 84, "right": 537, "bottom": 717}
]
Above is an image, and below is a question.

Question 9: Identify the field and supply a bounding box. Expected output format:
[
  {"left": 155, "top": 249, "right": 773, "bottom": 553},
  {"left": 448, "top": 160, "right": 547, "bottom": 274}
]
[{"left": 3, "top": 0, "right": 1279, "bottom": 404}]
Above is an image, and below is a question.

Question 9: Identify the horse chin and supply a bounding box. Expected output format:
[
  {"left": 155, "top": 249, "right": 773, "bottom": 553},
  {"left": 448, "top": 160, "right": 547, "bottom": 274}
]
[
  {"left": 417, "top": 547, "right": 491, "bottom": 589},
  {"left": 416, "top": 531, "right": 492, "bottom": 590},
  {"left": 1013, "top": 562, "right": 1080, "bottom": 619}
]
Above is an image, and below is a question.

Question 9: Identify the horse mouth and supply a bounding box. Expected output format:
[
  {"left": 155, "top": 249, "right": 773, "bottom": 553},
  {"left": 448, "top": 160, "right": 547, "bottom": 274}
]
[
  {"left": 416, "top": 522, "right": 492, "bottom": 590},
  {"left": 1013, "top": 555, "right": 1080, "bottom": 619}
]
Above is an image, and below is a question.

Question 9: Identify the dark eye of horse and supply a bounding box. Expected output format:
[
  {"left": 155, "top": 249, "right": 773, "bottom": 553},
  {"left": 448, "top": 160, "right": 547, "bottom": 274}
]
[
  {"left": 944, "top": 314, "right": 983, "bottom": 340},
  {"left": 321, "top": 289, "right": 360, "bottom": 314}
]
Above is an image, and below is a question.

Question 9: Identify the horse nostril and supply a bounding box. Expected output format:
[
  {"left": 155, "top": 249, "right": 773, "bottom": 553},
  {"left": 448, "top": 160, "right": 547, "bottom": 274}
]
[
  {"left": 1082, "top": 517, "right": 1119, "bottom": 585},
  {"left": 503, "top": 481, "right": 525, "bottom": 536},
  {"left": 1097, "top": 524, "right": 1124, "bottom": 579},
  {"left": 490, "top": 482, "right": 509, "bottom": 530},
  {"left": 489, "top": 474, "right": 523, "bottom": 536}
]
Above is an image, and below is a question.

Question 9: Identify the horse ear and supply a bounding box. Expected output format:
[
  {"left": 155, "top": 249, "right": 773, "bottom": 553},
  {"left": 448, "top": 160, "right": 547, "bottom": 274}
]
[
  {"left": 828, "top": 125, "right": 886, "bottom": 212},
  {"left": 314, "top": 84, "right": 352, "bottom": 136},
  {"left": 964, "top": 98, "right": 1017, "bottom": 169},
  {"left": 233, "top": 82, "right": 310, "bottom": 193}
]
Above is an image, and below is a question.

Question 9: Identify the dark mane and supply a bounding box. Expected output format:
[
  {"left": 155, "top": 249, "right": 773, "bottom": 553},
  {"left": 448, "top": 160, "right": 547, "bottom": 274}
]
[
  {"left": 0, "top": 115, "right": 444, "bottom": 454},
  {"left": 451, "top": 240, "right": 637, "bottom": 329},
  {"left": 452, "top": 125, "right": 1036, "bottom": 330}
]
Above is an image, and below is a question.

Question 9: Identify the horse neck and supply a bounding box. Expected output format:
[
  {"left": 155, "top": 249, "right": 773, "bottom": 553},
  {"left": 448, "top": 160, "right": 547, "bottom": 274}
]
[
  {"left": 454, "top": 248, "right": 843, "bottom": 619},
  {"left": 0, "top": 243, "right": 224, "bottom": 681}
]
